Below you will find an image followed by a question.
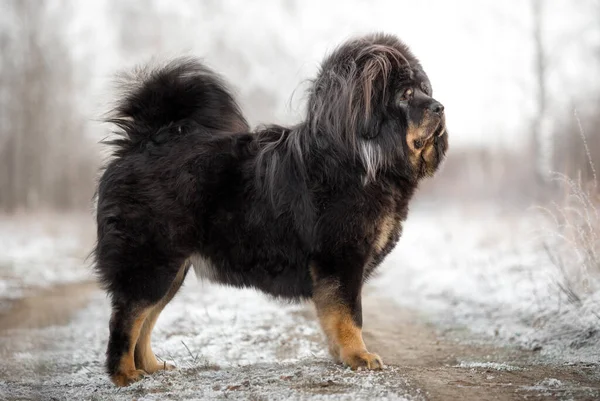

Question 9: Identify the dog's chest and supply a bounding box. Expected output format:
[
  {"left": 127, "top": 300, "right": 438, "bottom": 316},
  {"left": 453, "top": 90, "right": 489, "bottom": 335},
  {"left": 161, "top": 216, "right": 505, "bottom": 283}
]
[
  {"left": 373, "top": 213, "right": 402, "bottom": 254},
  {"left": 364, "top": 192, "right": 408, "bottom": 276},
  {"left": 373, "top": 210, "right": 403, "bottom": 261}
]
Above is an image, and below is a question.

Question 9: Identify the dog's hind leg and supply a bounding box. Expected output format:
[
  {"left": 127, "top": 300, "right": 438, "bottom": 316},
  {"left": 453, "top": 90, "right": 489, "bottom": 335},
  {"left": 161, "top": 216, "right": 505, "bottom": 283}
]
[
  {"left": 106, "top": 299, "right": 152, "bottom": 386},
  {"left": 134, "top": 261, "right": 190, "bottom": 373},
  {"left": 103, "top": 255, "right": 189, "bottom": 387}
]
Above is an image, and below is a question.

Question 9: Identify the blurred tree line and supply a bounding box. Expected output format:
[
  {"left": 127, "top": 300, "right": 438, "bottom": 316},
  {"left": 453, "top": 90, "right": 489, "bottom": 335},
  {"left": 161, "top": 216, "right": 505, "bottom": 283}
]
[
  {"left": 0, "top": 0, "right": 598, "bottom": 213},
  {"left": 0, "top": 0, "right": 97, "bottom": 212},
  {"left": 0, "top": 0, "right": 287, "bottom": 213},
  {"left": 537, "top": 0, "right": 600, "bottom": 187}
]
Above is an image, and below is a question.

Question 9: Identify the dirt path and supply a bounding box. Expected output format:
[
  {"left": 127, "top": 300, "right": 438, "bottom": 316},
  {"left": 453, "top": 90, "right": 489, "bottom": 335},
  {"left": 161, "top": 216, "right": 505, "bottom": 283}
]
[
  {"left": 362, "top": 297, "right": 600, "bottom": 401},
  {"left": 1, "top": 283, "right": 598, "bottom": 400},
  {"left": 0, "top": 281, "right": 98, "bottom": 331}
]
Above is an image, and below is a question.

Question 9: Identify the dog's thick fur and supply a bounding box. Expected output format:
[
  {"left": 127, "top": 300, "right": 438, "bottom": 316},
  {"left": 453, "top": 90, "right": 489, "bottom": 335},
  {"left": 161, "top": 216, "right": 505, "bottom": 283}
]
[{"left": 94, "top": 33, "right": 448, "bottom": 386}]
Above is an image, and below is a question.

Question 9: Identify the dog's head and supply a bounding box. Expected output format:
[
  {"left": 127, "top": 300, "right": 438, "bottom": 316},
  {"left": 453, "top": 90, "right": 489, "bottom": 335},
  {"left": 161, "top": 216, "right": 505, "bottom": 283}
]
[{"left": 307, "top": 33, "right": 447, "bottom": 181}]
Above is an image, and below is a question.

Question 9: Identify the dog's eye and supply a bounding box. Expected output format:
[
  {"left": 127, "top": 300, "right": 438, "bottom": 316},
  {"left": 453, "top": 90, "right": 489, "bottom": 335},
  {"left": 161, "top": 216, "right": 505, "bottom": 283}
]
[{"left": 397, "top": 88, "right": 413, "bottom": 103}]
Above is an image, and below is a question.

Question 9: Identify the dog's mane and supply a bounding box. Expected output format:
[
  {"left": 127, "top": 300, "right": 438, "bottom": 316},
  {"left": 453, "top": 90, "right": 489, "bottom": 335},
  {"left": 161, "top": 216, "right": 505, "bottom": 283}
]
[{"left": 253, "top": 34, "right": 416, "bottom": 217}]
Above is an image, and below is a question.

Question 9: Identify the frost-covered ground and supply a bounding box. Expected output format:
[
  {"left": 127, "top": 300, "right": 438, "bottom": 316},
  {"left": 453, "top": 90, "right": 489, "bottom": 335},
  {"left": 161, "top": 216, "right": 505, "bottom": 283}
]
[
  {"left": 1, "top": 206, "right": 600, "bottom": 400},
  {"left": 0, "top": 214, "right": 95, "bottom": 310},
  {"left": 375, "top": 201, "right": 600, "bottom": 363},
  {"left": 0, "top": 213, "right": 418, "bottom": 400},
  {"left": 1, "top": 278, "right": 418, "bottom": 401}
]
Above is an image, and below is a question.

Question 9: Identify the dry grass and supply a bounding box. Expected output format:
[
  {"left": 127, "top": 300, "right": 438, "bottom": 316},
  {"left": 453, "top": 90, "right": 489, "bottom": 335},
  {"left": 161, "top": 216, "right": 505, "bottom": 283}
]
[
  {"left": 537, "top": 113, "right": 600, "bottom": 309},
  {"left": 540, "top": 175, "right": 600, "bottom": 304}
]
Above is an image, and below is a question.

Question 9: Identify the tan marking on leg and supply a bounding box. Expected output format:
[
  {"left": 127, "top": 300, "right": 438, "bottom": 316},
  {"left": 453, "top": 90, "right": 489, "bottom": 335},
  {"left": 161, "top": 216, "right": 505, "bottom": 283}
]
[
  {"left": 135, "top": 262, "right": 189, "bottom": 374},
  {"left": 311, "top": 270, "right": 383, "bottom": 370},
  {"left": 316, "top": 305, "right": 383, "bottom": 370},
  {"left": 320, "top": 305, "right": 366, "bottom": 353},
  {"left": 310, "top": 266, "right": 340, "bottom": 312},
  {"left": 111, "top": 308, "right": 151, "bottom": 387}
]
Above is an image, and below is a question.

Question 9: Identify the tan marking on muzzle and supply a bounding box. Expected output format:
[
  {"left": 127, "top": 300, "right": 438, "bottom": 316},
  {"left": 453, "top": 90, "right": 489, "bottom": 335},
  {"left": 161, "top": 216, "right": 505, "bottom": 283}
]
[
  {"left": 408, "top": 111, "right": 442, "bottom": 149},
  {"left": 407, "top": 123, "right": 430, "bottom": 153}
]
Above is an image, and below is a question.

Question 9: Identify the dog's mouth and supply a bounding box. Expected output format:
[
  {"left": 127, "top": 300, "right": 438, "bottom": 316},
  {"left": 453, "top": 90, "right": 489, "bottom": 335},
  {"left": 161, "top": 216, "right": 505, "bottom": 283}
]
[
  {"left": 434, "top": 118, "right": 446, "bottom": 138},
  {"left": 413, "top": 118, "right": 445, "bottom": 150}
]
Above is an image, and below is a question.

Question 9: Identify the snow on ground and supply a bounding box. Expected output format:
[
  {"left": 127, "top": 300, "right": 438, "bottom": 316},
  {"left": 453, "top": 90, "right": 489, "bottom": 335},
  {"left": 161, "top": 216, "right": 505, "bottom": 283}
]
[
  {"left": 2, "top": 203, "right": 600, "bottom": 399},
  {"left": 454, "top": 362, "right": 522, "bottom": 372},
  {"left": 0, "top": 214, "right": 95, "bottom": 302},
  {"left": 2, "top": 203, "right": 600, "bottom": 366},
  {"left": 520, "top": 378, "right": 600, "bottom": 398},
  {"left": 374, "top": 201, "right": 600, "bottom": 364},
  {"left": 1, "top": 279, "right": 418, "bottom": 401},
  {"left": 0, "top": 215, "right": 419, "bottom": 399}
]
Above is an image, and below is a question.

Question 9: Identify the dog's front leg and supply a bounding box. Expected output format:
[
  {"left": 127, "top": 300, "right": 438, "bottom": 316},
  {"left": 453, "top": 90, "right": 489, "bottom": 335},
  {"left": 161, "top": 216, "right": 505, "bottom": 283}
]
[{"left": 310, "top": 260, "right": 383, "bottom": 370}]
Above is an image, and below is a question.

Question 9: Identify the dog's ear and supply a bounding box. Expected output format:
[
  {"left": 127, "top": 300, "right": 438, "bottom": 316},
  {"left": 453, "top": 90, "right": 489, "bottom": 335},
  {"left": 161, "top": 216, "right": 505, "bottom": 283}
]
[{"left": 357, "top": 56, "right": 389, "bottom": 139}]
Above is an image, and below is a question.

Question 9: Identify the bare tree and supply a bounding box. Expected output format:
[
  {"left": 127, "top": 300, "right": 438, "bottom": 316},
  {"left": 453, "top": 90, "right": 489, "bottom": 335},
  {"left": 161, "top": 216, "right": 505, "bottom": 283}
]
[{"left": 531, "top": 0, "right": 553, "bottom": 185}]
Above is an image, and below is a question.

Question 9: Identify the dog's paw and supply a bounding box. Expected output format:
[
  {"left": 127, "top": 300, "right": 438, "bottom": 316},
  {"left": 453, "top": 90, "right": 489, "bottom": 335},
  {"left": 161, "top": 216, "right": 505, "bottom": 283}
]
[
  {"left": 144, "top": 361, "right": 176, "bottom": 374},
  {"left": 111, "top": 369, "right": 147, "bottom": 387},
  {"left": 341, "top": 350, "right": 384, "bottom": 370}
]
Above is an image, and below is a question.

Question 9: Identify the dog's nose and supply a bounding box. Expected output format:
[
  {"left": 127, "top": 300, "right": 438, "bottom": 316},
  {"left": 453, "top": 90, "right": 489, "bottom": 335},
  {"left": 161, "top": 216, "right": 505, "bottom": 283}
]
[{"left": 428, "top": 101, "right": 444, "bottom": 115}]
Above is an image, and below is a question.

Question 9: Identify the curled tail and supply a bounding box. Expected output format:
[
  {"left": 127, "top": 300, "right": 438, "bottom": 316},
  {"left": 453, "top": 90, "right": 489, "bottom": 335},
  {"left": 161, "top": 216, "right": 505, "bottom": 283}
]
[{"left": 105, "top": 57, "right": 249, "bottom": 155}]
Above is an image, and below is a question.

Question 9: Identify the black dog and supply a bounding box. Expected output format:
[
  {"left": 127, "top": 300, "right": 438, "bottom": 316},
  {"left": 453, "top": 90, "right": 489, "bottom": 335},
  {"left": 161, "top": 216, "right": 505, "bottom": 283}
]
[{"left": 94, "top": 33, "right": 448, "bottom": 386}]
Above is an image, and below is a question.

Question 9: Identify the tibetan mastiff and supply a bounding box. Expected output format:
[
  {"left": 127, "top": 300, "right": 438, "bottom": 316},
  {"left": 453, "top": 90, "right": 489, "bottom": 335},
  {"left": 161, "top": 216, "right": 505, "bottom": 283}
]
[{"left": 94, "top": 33, "right": 448, "bottom": 386}]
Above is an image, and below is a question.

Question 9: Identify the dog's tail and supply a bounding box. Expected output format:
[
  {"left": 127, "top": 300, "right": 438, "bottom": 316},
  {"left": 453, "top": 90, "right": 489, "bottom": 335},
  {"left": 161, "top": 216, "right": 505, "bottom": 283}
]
[{"left": 105, "top": 57, "right": 249, "bottom": 155}]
